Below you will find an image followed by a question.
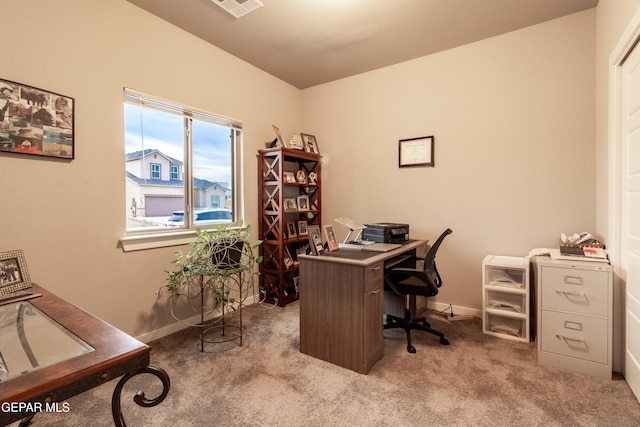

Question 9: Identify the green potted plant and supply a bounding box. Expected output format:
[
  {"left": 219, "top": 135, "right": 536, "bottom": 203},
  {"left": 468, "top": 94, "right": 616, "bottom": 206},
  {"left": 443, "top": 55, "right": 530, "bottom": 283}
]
[{"left": 157, "top": 223, "right": 262, "bottom": 350}]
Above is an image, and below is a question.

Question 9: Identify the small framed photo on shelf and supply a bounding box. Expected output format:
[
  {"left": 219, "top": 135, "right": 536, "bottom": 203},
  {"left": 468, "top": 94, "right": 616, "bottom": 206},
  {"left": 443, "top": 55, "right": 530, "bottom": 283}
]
[
  {"left": 287, "top": 221, "right": 297, "bottom": 239},
  {"left": 284, "top": 172, "right": 296, "bottom": 184},
  {"left": 399, "top": 135, "right": 434, "bottom": 167},
  {"left": 297, "top": 195, "right": 310, "bottom": 211},
  {"left": 284, "top": 198, "right": 297, "bottom": 211},
  {"left": 297, "top": 220, "right": 309, "bottom": 236},
  {"left": 300, "top": 133, "right": 320, "bottom": 154},
  {"left": 0, "top": 249, "right": 32, "bottom": 295},
  {"left": 324, "top": 225, "right": 339, "bottom": 252},
  {"left": 283, "top": 246, "right": 295, "bottom": 269},
  {"left": 272, "top": 124, "right": 286, "bottom": 148},
  {"left": 307, "top": 225, "right": 324, "bottom": 255}
]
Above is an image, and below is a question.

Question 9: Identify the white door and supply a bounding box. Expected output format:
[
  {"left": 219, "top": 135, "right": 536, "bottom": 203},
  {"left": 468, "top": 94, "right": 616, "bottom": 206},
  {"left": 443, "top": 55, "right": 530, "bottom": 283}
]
[{"left": 621, "top": 40, "right": 640, "bottom": 400}]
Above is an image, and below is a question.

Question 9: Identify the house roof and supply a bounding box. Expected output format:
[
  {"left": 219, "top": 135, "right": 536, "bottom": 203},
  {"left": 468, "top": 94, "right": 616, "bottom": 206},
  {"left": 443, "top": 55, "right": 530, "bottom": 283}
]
[{"left": 125, "top": 148, "right": 183, "bottom": 165}]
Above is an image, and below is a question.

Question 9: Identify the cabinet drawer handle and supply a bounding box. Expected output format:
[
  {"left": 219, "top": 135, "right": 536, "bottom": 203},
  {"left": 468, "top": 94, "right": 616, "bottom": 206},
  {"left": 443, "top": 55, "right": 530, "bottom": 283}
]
[
  {"left": 371, "top": 290, "right": 379, "bottom": 295},
  {"left": 564, "top": 275, "right": 583, "bottom": 285},
  {"left": 555, "top": 289, "right": 585, "bottom": 297},
  {"left": 556, "top": 334, "right": 585, "bottom": 343},
  {"left": 371, "top": 266, "right": 381, "bottom": 271}
]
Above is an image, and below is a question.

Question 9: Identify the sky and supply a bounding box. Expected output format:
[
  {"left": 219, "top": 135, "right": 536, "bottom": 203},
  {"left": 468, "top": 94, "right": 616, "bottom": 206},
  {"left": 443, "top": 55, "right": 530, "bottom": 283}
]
[{"left": 124, "top": 104, "right": 233, "bottom": 185}]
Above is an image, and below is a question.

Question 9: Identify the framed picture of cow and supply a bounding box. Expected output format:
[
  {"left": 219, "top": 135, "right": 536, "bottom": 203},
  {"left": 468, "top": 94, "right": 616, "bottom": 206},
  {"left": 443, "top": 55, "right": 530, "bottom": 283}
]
[{"left": 0, "top": 78, "right": 74, "bottom": 159}]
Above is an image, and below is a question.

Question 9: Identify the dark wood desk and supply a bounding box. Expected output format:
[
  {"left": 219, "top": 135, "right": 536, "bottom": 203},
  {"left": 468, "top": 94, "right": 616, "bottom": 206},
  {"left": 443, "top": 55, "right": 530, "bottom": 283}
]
[
  {"left": 298, "top": 240, "right": 428, "bottom": 374},
  {"left": 0, "top": 283, "right": 170, "bottom": 426}
]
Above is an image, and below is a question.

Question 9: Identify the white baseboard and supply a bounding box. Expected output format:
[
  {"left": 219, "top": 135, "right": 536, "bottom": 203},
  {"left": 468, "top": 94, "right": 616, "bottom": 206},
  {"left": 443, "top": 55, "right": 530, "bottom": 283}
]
[{"left": 135, "top": 293, "right": 261, "bottom": 344}]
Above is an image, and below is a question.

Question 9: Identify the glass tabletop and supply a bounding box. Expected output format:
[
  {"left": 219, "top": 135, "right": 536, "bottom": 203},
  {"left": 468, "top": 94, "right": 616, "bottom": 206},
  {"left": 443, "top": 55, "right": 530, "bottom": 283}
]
[{"left": 0, "top": 301, "right": 94, "bottom": 382}]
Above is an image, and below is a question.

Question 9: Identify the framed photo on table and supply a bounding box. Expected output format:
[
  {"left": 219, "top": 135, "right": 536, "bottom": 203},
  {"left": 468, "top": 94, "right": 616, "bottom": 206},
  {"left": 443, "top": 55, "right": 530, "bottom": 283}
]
[
  {"left": 324, "top": 225, "right": 339, "bottom": 252},
  {"left": 399, "top": 136, "right": 434, "bottom": 167},
  {"left": 307, "top": 225, "right": 324, "bottom": 255},
  {"left": 0, "top": 249, "right": 32, "bottom": 295}
]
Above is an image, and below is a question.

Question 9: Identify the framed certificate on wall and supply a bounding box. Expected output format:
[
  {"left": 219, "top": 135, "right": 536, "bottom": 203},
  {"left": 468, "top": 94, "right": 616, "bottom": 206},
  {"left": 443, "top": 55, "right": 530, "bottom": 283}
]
[{"left": 399, "top": 136, "right": 434, "bottom": 167}]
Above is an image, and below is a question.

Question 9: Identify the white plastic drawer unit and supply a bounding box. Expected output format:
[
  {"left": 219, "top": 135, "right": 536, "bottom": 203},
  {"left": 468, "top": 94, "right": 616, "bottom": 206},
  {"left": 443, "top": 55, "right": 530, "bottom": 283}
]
[
  {"left": 540, "top": 310, "right": 608, "bottom": 364},
  {"left": 539, "top": 267, "right": 609, "bottom": 316}
]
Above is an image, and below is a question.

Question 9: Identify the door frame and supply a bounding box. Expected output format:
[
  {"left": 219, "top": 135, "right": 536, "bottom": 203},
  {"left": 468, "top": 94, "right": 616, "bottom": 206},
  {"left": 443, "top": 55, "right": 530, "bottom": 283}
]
[{"left": 608, "top": 4, "right": 640, "bottom": 377}]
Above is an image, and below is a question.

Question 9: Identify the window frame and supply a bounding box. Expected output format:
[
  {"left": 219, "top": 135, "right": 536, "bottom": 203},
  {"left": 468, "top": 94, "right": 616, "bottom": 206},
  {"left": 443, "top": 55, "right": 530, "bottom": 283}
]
[{"left": 120, "top": 88, "right": 244, "bottom": 252}]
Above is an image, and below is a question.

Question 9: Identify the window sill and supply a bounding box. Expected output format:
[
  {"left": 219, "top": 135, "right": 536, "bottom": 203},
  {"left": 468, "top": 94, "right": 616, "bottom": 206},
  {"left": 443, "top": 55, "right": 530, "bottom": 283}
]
[{"left": 120, "top": 230, "right": 198, "bottom": 252}]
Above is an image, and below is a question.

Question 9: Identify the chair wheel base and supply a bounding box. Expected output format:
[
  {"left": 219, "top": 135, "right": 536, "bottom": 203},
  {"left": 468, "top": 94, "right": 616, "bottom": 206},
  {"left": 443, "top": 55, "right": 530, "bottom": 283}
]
[
  {"left": 440, "top": 337, "right": 449, "bottom": 345},
  {"left": 407, "top": 345, "right": 416, "bottom": 353}
]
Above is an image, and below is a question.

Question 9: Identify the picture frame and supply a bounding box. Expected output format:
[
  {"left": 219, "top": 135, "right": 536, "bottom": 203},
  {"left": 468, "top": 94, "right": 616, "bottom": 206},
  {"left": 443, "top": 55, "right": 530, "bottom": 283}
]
[
  {"left": 287, "top": 221, "right": 297, "bottom": 239},
  {"left": 297, "top": 220, "right": 309, "bottom": 236},
  {"left": 399, "top": 136, "right": 434, "bottom": 168},
  {"left": 300, "top": 133, "right": 320, "bottom": 154},
  {"left": 324, "top": 225, "right": 340, "bottom": 252},
  {"left": 283, "top": 246, "right": 295, "bottom": 269},
  {"left": 284, "top": 171, "right": 296, "bottom": 184},
  {"left": 307, "top": 225, "right": 324, "bottom": 255},
  {"left": 0, "top": 249, "right": 32, "bottom": 295},
  {"left": 272, "top": 124, "right": 286, "bottom": 147},
  {"left": 284, "top": 197, "right": 297, "bottom": 211},
  {"left": 0, "top": 78, "right": 74, "bottom": 159},
  {"left": 297, "top": 195, "right": 310, "bottom": 211}
]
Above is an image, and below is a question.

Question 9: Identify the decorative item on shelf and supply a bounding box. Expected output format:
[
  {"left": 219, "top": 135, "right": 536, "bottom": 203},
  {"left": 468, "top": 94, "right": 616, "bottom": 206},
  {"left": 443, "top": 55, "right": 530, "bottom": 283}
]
[
  {"left": 272, "top": 124, "right": 286, "bottom": 147},
  {"left": 398, "top": 135, "right": 434, "bottom": 168},
  {"left": 308, "top": 171, "right": 318, "bottom": 184},
  {"left": 307, "top": 225, "right": 324, "bottom": 255},
  {"left": 297, "top": 220, "right": 309, "bottom": 236},
  {"left": 300, "top": 133, "right": 320, "bottom": 154},
  {"left": 0, "top": 78, "right": 74, "bottom": 160},
  {"left": 156, "top": 223, "right": 263, "bottom": 350},
  {"left": 297, "top": 195, "right": 310, "bottom": 211},
  {"left": 296, "top": 169, "right": 307, "bottom": 184},
  {"left": 289, "top": 133, "right": 304, "bottom": 150},
  {"left": 283, "top": 171, "right": 296, "bottom": 184},
  {"left": 284, "top": 197, "right": 297, "bottom": 211},
  {"left": 287, "top": 221, "right": 297, "bottom": 239}
]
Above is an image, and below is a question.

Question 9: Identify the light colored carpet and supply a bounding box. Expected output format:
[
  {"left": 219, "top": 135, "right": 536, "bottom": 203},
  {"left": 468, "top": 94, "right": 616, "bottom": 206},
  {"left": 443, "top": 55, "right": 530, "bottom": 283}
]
[{"left": 32, "top": 301, "right": 640, "bottom": 426}]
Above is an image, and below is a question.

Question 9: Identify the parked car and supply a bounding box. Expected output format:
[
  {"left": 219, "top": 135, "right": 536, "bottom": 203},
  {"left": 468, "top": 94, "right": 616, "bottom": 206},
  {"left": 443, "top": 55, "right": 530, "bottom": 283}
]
[{"left": 166, "top": 208, "right": 232, "bottom": 227}]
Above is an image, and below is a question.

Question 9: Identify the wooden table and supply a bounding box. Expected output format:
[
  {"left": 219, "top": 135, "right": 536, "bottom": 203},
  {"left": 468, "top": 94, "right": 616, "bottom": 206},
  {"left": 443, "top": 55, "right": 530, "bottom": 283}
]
[
  {"left": 298, "top": 240, "right": 428, "bottom": 374},
  {"left": 0, "top": 283, "right": 170, "bottom": 426}
]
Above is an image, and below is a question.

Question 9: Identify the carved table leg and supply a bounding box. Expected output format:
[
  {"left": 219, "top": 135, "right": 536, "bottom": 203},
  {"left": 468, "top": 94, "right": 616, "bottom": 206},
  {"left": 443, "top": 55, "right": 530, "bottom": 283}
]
[{"left": 111, "top": 365, "right": 171, "bottom": 427}]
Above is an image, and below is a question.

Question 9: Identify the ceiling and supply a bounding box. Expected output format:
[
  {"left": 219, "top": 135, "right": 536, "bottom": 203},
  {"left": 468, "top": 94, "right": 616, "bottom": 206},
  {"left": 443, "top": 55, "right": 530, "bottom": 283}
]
[{"left": 127, "top": 0, "right": 598, "bottom": 89}]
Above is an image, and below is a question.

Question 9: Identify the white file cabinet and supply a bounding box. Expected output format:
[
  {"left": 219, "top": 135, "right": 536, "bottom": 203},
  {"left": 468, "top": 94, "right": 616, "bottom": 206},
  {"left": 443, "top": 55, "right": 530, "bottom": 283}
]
[
  {"left": 482, "top": 255, "right": 531, "bottom": 342},
  {"left": 535, "top": 256, "right": 612, "bottom": 379}
]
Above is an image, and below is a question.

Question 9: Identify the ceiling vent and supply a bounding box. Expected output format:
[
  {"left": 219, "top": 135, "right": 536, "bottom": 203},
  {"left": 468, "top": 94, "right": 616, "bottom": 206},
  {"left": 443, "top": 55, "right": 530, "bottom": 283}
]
[{"left": 212, "top": 0, "right": 263, "bottom": 19}]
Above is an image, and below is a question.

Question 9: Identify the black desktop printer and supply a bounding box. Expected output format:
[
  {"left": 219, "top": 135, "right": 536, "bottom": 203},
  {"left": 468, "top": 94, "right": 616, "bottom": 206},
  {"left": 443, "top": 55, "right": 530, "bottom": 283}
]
[{"left": 362, "top": 223, "right": 409, "bottom": 243}]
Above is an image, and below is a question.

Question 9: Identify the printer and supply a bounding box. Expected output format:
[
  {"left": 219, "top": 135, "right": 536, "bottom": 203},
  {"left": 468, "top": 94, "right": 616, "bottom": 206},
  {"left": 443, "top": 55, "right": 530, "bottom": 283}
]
[{"left": 362, "top": 223, "right": 409, "bottom": 243}]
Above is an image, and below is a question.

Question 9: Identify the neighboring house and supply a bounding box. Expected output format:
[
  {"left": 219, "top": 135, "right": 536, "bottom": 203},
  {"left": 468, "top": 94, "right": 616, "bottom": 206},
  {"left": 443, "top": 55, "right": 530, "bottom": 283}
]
[{"left": 125, "top": 149, "right": 229, "bottom": 217}]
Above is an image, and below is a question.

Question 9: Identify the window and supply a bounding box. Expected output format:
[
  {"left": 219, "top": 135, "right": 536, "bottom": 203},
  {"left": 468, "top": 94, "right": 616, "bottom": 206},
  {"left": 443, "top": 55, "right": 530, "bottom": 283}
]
[
  {"left": 150, "top": 163, "right": 161, "bottom": 180},
  {"left": 124, "top": 88, "right": 242, "bottom": 236}
]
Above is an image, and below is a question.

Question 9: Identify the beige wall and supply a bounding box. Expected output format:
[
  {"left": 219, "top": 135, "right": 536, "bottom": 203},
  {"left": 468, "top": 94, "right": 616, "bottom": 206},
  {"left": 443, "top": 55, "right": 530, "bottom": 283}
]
[
  {"left": 302, "top": 10, "right": 596, "bottom": 312},
  {"left": 3, "top": 0, "right": 634, "bottom": 352},
  {"left": 0, "top": 0, "right": 301, "bottom": 338}
]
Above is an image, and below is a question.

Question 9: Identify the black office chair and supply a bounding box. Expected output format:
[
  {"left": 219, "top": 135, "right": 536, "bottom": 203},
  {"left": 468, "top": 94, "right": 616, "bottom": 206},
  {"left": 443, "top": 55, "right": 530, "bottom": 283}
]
[{"left": 384, "top": 228, "right": 453, "bottom": 353}]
